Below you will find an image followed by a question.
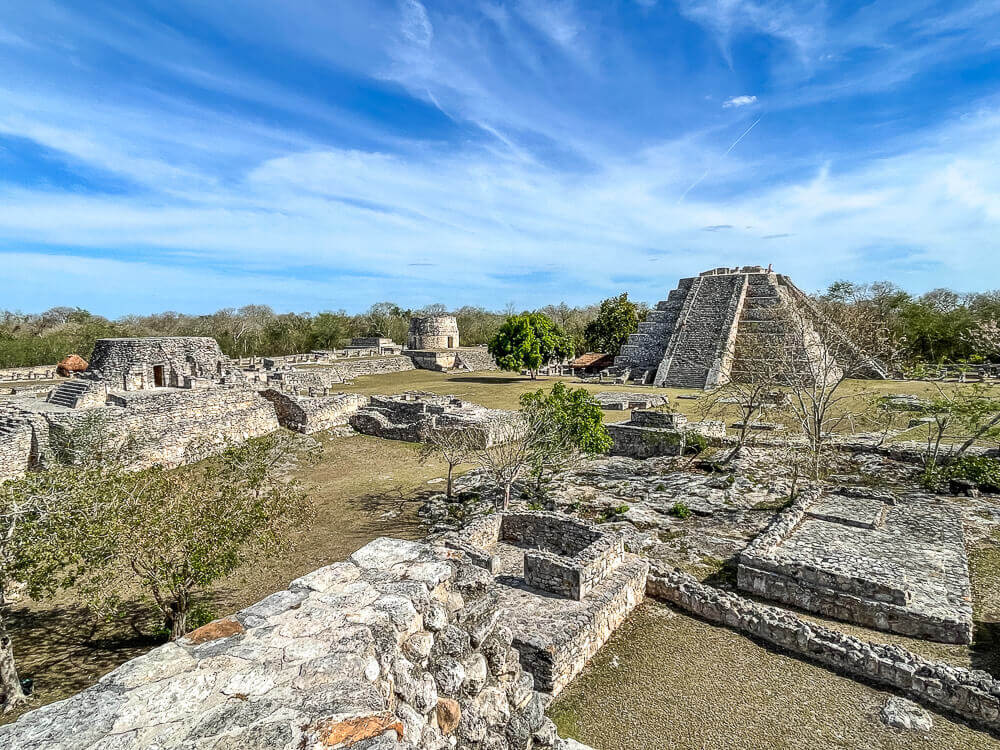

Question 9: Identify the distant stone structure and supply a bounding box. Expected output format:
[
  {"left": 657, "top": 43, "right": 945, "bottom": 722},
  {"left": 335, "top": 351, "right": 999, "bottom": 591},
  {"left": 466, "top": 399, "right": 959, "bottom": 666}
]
[
  {"left": 605, "top": 265, "right": 888, "bottom": 389},
  {"left": 442, "top": 512, "right": 648, "bottom": 695},
  {"left": 350, "top": 392, "right": 519, "bottom": 446},
  {"left": 607, "top": 410, "right": 726, "bottom": 458},
  {"left": 83, "top": 337, "right": 243, "bottom": 391},
  {"left": 408, "top": 315, "right": 460, "bottom": 350},
  {"left": 738, "top": 488, "right": 974, "bottom": 644},
  {"left": 0, "top": 536, "right": 594, "bottom": 750}
]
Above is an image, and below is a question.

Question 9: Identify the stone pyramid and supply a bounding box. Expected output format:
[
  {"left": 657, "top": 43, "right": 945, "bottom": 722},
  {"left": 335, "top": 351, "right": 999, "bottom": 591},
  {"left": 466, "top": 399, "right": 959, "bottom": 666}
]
[{"left": 606, "top": 265, "right": 887, "bottom": 389}]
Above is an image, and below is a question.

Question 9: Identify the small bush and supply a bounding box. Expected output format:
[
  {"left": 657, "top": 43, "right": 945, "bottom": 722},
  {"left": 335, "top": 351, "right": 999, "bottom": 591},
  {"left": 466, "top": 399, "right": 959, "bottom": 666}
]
[
  {"left": 945, "top": 456, "right": 1000, "bottom": 491},
  {"left": 527, "top": 501, "right": 544, "bottom": 511},
  {"left": 684, "top": 433, "right": 709, "bottom": 454},
  {"left": 669, "top": 501, "right": 692, "bottom": 519}
]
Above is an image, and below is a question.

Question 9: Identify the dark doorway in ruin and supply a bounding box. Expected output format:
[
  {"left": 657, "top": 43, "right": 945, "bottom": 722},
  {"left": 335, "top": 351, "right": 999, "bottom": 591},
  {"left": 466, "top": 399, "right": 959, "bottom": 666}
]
[
  {"left": 153, "top": 365, "right": 165, "bottom": 388},
  {"left": 447, "top": 336, "right": 454, "bottom": 348}
]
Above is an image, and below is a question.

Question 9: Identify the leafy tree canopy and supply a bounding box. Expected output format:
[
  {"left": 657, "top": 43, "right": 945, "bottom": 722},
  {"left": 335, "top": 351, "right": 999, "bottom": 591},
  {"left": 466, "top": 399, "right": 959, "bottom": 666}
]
[
  {"left": 487, "top": 312, "right": 573, "bottom": 378},
  {"left": 584, "top": 292, "right": 641, "bottom": 354}
]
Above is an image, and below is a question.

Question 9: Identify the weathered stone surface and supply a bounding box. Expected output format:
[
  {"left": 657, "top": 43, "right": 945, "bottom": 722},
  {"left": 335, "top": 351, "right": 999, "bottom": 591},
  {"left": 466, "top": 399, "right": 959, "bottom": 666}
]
[
  {"left": 182, "top": 617, "right": 245, "bottom": 645},
  {"left": 738, "top": 488, "right": 974, "bottom": 644},
  {"left": 0, "top": 538, "right": 594, "bottom": 750},
  {"left": 435, "top": 698, "right": 461, "bottom": 734},
  {"left": 881, "top": 696, "right": 934, "bottom": 732}
]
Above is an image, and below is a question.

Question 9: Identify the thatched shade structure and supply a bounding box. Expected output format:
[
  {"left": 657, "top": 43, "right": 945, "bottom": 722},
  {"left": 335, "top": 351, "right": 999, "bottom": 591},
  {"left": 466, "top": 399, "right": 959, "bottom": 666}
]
[{"left": 56, "top": 354, "right": 88, "bottom": 377}]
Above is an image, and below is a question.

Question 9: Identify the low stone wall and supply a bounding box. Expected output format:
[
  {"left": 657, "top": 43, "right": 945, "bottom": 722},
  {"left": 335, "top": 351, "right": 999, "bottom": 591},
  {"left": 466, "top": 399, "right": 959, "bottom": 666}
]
[
  {"left": 647, "top": 565, "right": 1000, "bottom": 734},
  {"left": 46, "top": 386, "right": 280, "bottom": 469},
  {"left": 454, "top": 349, "right": 498, "bottom": 372},
  {"left": 0, "top": 538, "right": 592, "bottom": 750},
  {"left": 0, "top": 365, "right": 59, "bottom": 382},
  {"left": 0, "top": 419, "right": 32, "bottom": 483},
  {"left": 260, "top": 390, "right": 368, "bottom": 434},
  {"left": 335, "top": 355, "right": 416, "bottom": 380}
]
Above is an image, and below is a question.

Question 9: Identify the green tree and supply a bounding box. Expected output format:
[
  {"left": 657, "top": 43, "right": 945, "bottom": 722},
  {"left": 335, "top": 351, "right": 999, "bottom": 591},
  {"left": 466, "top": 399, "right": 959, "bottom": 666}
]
[
  {"left": 77, "top": 434, "right": 313, "bottom": 640},
  {"left": 487, "top": 313, "right": 573, "bottom": 379},
  {"left": 520, "top": 382, "right": 611, "bottom": 492},
  {"left": 584, "top": 293, "right": 641, "bottom": 354},
  {"left": 1, "top": 466, "right": 110, "bottom": 711}
]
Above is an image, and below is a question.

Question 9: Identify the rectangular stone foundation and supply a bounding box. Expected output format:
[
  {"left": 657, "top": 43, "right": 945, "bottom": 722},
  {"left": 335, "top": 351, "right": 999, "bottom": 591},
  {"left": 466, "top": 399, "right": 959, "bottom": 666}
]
[{"left": 738, "top": 492, "right": 974, "bottom": 644}]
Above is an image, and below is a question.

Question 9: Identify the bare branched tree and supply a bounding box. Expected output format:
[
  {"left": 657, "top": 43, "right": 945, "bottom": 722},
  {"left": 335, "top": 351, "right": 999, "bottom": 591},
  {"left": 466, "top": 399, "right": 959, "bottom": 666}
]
[{"left": 420, "top": 427, "right": 473, "bottom": 499}]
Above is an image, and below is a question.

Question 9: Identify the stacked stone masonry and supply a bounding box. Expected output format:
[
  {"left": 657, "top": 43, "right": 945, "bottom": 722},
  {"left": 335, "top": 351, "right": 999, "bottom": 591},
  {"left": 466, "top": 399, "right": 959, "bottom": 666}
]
[
  {"left": 608, "top": 267, "right": 862, "bottom": 389},
  {"left": 738, "top": 489, "right": 974, "bottom": 644},
  {"left": 260, "top": 390, "right": 369, "bottom": 434},
  {"left": 85, "top": 337, "right": 244, "bottom": 391},
  {"left": 0, "top": 416, "right": 32, "bottom": 483},
  {"left": 408, "top": 316, "right": 460, "bottom": 350},
  {"left": 0, "top": 537, "right": 594, "bottom": 750},
  {"left": 441, "top": 513, "right": 648, "bottom": 695},
  {"left": 43, "top": 386, "right": 282, "bottom": 469},
  {"left": 351, "top": 393, "right": 521, "bottom": 447},
  {"left": 647, "top": 564, "right": 1000, "bottom": 734},
  {"left": 607, "top": 410, "right": 726, "bottom": 459}
]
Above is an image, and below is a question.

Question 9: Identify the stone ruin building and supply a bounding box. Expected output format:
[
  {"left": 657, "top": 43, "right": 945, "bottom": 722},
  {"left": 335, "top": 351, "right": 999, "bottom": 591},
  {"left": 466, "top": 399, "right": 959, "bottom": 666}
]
[
  {"left": 408, "top": 315, "right": 460, "bottom": 350},
  {"left": 606, "top": 409, "right": 726, "bottom": 459},
  {"left": 350, "top": 392, "right": 521, "bottom": 446},
  {"left": 605, "top": 265, "right": 888, "bottom": 389},
  {"left": 442, "top": 513, "right": 648, "bottom": 695},
  {"left": 0, "top": 337, "right": 278, "bottom": 479}
]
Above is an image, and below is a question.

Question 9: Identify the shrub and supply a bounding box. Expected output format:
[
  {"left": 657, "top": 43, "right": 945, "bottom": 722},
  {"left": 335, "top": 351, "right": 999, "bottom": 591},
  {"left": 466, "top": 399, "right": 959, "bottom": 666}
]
[
  {"left": 945, "top": 456, "right": 1000, "bottom": 491},
  {"left": 669, "top": 501, "right": 692, "bottom": 519}
]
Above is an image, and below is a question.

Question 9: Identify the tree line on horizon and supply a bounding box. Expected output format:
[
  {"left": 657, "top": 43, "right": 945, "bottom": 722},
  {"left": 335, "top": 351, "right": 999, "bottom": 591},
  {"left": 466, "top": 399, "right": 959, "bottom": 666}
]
[{"left": 1, "top": 280, "right": 999, "bottom": 370}]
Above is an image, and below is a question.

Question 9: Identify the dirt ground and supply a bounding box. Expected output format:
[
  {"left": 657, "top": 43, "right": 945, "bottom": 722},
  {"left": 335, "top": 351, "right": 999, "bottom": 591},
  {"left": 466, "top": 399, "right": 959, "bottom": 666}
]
[{"left": 548, "top": 601, "right": 1000, "bottom": 750}]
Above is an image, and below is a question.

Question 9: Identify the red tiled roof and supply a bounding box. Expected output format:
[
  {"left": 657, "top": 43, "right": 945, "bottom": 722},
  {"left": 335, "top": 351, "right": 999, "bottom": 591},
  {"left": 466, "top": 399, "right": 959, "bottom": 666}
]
[{"left": 570, "top": 352, "right": 612, "bottom": 368}]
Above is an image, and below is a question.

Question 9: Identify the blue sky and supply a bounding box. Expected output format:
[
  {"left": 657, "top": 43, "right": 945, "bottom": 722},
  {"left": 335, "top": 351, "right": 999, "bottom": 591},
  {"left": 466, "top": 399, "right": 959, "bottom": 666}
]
[{"left": 1, "top": 1, "right": 999, "bottom": 316}]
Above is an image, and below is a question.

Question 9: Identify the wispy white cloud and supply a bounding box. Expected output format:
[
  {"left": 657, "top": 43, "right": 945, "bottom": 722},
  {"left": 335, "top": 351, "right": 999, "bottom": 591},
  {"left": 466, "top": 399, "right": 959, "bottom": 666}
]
[{"left": 723, "top": 95, "right": 757, "bottom": 108}]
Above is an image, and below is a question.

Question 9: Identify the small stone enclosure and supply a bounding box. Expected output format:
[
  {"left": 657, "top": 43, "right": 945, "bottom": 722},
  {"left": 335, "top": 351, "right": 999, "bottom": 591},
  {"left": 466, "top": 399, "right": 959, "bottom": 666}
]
[{"left": 442, "top": 512, "right": 647, "bottom": 694}]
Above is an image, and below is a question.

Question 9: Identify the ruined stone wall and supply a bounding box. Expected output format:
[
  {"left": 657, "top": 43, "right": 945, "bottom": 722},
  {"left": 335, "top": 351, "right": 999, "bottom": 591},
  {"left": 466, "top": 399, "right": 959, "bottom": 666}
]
[
  {"left": 86, "top": 337, "right": 242, "bottom": 391},
  {"left": 647, "top": 565, "right": 1000, "bottom": 734},
  {"left": 0, "top": 418, "right": 32, "bottom": 483},
  {"left": 408, "top": 316, "right": 460, "bottom": 350},
  {"left": 738, "top": 492, "right": 973, "bottom": 644},
  {"left": 267, "top": 356, "right": 417, "bottom": 392},
  {"left": 0, "top": 365, "right": 59, "bottom": 382},
  {"left": 408, "top": 351, "right": 458, "bottom": 371},
  {"left": 45, "top": 386, "right": 280, "bottom": 469},
  {"left": 260, "top": 390, "right": 368, "bottom": 434},
  {"left": 0, "top": 538, "right": 591, "bottom": 750},
  {"left": 454, "top": 349, "right": 498, "bottom": 372}
]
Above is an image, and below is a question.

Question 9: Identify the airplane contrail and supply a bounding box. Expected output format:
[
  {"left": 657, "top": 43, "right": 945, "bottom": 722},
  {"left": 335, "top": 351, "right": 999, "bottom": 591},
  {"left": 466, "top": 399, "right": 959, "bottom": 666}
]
[{"left": 678, "top": 116, "right": 763, "bottom": 203}]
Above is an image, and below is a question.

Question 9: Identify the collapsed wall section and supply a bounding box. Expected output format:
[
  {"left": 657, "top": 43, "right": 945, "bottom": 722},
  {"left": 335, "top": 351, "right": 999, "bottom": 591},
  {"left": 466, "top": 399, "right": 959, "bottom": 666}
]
[{"left": 0, "top": 537, "right": 592, "bottom": 750}]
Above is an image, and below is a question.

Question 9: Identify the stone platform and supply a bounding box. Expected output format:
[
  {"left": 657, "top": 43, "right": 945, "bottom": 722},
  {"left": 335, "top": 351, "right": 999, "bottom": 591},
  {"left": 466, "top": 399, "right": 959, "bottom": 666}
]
[
  {"left": 441, "top": 512, "right": 648, "bottom": 695},
  {"left": 738, "top": 489, "right": 974, "bottom": 644}
]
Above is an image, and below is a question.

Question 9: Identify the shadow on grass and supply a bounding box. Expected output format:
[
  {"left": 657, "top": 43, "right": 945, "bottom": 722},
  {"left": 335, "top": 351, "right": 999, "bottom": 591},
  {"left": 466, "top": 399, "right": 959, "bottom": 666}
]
[
  {"left": 446, "top": 376, "right": 534, "bottom": 384},
  {"left": 970, "top": 621, "right": 1000, "bottom": 675},
  {"left": 3, "top": 601, "right": 165, "bottom": 725}
]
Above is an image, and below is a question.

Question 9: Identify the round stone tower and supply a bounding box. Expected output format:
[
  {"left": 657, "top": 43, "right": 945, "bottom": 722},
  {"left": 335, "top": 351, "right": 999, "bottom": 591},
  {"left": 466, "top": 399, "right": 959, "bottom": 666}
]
[{"left": 408, "top": 315, "right": 460, "bottom": 350}]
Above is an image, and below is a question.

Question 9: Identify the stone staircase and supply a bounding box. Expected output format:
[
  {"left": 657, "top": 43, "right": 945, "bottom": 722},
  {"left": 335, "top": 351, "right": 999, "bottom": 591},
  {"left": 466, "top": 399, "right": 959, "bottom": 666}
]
[
  {"left": 605, "top": 278, "right": 693, "bottom": 383},
  {"left": 654, "top": 273, "right": 748, "bottom": 388},
  {"left": 46, "top": 379, "right": 97, "bottom": 408}
]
